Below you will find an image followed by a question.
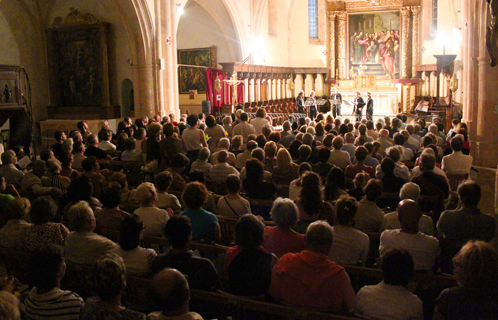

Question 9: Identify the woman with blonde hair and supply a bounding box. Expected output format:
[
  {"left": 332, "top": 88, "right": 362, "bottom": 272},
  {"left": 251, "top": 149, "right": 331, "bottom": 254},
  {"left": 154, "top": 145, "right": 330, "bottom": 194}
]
[
  {"left": 263, "top": 141, "right": 277, "bottom": 172},
  {"left": 434, "top": 241, "right": 498, "bottom": 319},
  {"left": 271, "top": 148, "right": 299, "bottom": 185},
  {"left": 133, "top": 182, "right": 170, "bottom": 237}
]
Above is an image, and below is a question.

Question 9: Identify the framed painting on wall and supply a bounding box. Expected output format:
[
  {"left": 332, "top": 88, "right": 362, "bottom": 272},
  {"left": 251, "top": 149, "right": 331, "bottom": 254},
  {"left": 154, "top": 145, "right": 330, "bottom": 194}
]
[
  {"left": 178, "top": 46, "right": 217, "bottom": 94},
  {"left": 348, "top": 11, "right": 401, "bottom": 79}
]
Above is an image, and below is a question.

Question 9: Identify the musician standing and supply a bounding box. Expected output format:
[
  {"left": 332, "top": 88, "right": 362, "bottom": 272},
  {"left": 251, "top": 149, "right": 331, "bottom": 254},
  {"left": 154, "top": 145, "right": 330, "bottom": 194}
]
[
  {"left": 330, "top": 87, "right": 343, "bottom": 118},
  {"left": 366, "top": 91, "right": 374, "bottom": 121},
  {"left": 296, "top": 90, "right": 305, "bottom": 114},
  {"left": 308, "top": 90, "right": 317, "bottom": 120},
  {"left": 353, "top": 90, "right": 365, "bottom": 122}
]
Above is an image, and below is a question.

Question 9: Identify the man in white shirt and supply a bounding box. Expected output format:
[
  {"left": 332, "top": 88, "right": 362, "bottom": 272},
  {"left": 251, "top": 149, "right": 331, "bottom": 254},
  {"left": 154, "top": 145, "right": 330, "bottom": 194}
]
[
  {"left": 393, "top": 133, "right": 414, "bottom": 162},
  {"left": 375, "top": 147, "right": 410, "bottom": 181},
  {"left": 441, "top": 136, "right": 473, "bottom": 175},
  {"left": 328, "top": 136, "right": 352, "bottom": 169},
  {"left": 342, "top": 133, "right": 356, "bottom": 159},
  {"left": 0, "top": 150, "right": 24, "bottom": 187},
  {"left": 232, "top": 112, "right": 256, "bottom": 144},
  {"left": 376, "top": 129, "right": 393, "bottom": 153},
  {"left": 210, "top": 150, "right": 240, "bottom": 183},
  {"left": 250, "top": 108, "right": 273, "bottom": 134},
  {"left": 235, "top": 140, "right": 257, "bottom": 170},
  {"left": 355, "top": 248, "right": 423, "bottom": 320},
  {"left": 380, "top": 199, "right": 439, "bottom": 271}
]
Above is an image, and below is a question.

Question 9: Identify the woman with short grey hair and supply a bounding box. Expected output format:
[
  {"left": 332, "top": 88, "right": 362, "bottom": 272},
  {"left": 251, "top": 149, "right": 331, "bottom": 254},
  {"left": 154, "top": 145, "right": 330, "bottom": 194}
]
[{"left": 262, "top": 198, "right": 306, "bottom": 258}]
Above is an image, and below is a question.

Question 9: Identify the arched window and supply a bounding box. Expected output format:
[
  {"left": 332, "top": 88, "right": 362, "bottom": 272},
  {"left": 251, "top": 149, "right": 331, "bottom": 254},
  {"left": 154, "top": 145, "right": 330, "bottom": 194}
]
[
  {"left": 309, "top": 0, "right": 319, "bottom": 39},
  {"left": 432, "top": 0, "right": 438, "bottom": 34}
]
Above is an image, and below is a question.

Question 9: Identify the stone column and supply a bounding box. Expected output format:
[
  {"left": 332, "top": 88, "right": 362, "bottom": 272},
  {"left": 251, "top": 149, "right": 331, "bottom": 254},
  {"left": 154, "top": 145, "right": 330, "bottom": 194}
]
[
  {"left": 411, "top": 6, "right": 420, "bottom": 78},
  {"left": 336, "top": 12, "right": 347, "bottom": 80},
  {"left": 132, "top": 64, "right": 155, "bottom": 118},
  {"left": 328, "top": 12, "right": 337, "bottom": 79},
  {"left": 400, "top": 7, "right": 411, "bottom": 79}
]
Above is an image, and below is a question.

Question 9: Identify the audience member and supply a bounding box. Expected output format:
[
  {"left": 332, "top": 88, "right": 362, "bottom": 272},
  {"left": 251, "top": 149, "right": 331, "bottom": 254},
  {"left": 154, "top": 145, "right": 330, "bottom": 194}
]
[
  {"left": 354, "top": 179, "right": 385, "bottom": 233},
  {"left": 154, "top": 171, "right": 182, "bottom": 211},
  {"left": 270, "top": 221, "right": 356, "bottom": 313},
  {"left": 379, "top": 199, "right": 439, "bottom": 271},
  {"left": 441, "top": 136, "right": 473, "bottom": 175},
  {"left": 0, "top": 150, "right": 24, "bottom": 187},
  {"left": 330, "top": 196, "right": 369, "bottom": 266},
  {"left": 217, "top": 174, "right": 250, "bottom": 217},
  {"left": 189, "top": 147, "right": 212, "bottom": 177},
  {"left": 94, "top": 183, "right": 131, "bottom": 231},
  {"left": 209, "top": 150, "right": 239, "bottom": 184},
  {"left": 271, "top": 148, "right": 299, "bottom": 185},
  {"left": 134, "top": 182, "right": 170, "bottom": 237},
  {"left": 21, "top": 160, "right": 62, "bottom": 197},
  {"left": 329, "top": 136, "right": 352, "bottom": 169},
  {"left": 84, "top": 134, "right": 111, "bottom": 160},
  {"left": 25, "top": 244, "right": 84, "bottom": 319},
  {"left": 0, "top": 197, "right": 32, "bottom": 248},
  {"left": 165, "top": 154, "right": 190, "bottom": 193}
]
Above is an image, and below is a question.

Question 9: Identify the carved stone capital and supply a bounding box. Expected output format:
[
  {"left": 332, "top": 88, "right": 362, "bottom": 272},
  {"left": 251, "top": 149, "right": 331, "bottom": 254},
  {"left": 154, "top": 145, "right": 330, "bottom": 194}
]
[
  {"left": 400, "top": 6, "right": 411, "bottom": 16},
  {"left": 411, "top": 5, "right": 420, "bottom": 16},
  {"left": 327, "top": 12, "right": 337, "bottom": 20},
  {"left": 336, "top": 12, "right": 347, "bottom": 20}
]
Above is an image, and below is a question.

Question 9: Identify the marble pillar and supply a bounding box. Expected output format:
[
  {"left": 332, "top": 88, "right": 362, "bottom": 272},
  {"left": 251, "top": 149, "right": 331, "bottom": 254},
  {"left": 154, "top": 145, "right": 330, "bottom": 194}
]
[
  {"left": 411, "top": 6, "right": 420, "bottom": 78},
  {"left": 400, "top": 7, "right": 411, "bottom": 79},
  {"left": 336, "top": 12, "right": 347, "bottom": 80},
  {"left": 328, "top": 12, "right": 337, "bottom": 79},
  {"left": 133, "top": 64, "right": 156, "bottom": 118}
]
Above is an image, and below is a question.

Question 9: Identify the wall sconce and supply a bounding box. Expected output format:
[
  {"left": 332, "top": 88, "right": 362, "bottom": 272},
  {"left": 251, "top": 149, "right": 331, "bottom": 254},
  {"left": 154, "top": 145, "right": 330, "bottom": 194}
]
[{"left": 176, "top": 3, "right": 184, "bottom": 15}]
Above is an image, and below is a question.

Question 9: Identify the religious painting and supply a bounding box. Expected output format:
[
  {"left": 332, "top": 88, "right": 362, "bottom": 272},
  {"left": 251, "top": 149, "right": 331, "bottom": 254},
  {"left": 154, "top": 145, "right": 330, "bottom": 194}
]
[
  {"left": 348, "top": 11, "right": 401, "bottom": 79},
  {"left": 178, "top": 47, "right": 216, "bottom": 94},
  {"left": 55, "top": 27, "right": 103, "bottom": 106}
]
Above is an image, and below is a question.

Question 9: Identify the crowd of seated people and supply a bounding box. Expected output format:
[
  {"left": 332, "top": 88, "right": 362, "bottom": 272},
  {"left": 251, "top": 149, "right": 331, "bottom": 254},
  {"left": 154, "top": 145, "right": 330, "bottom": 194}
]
[{"left": 0, "top": 110, "right": 496, "bottom": 319}]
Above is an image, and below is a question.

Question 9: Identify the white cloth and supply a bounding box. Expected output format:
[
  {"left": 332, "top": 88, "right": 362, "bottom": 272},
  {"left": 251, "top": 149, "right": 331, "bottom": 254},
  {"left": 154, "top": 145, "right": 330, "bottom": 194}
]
[
  {"left": 398, "top": 145, "right": 414, "bottom": 162},
  {"left": 355, "top": 199, "right": 385, "bottom": 233},
  {"left": 250, "top": 117, "right": 272, "bottom": 135},
  {"left": 355, "top": 281, "right": 423, "bottom": 320},
  {"left": 209, "top": 163, "right": 240, "bottom": 183},
  {"left": 288, "top": 178, "right": 302, "bottom": 200},
  {"left": 112, "top": 246, "right": 157, "bottom": 275},
  {"left": 383, "top": 211, "right": 434, "bottom": 236},
  {"left": 328, "top": 149, "right": 352, "bottom": 169},
  {"left": 441, "top": 151, "right": 473, "bottom": 175},
  {"left": 181, "top": 128, "right": 204, "bottom": 151},
  {"left": 134, "top": 206, "right": 169, "bottom": 237},
  {"left": 0, "top": 163, "right": 24, "bottom": 186},
  {"left": 98, "top": 140, "right": 116, "bottom": 151},
  {"left": 232, "top": 121, "right": 256, "bottom": 143},
  {"left": 329, "top": 225, "right": 369, "bottom": 266},
  {"left": 155, "top": 192, "right": 182, "bottom": 211},
  {"left": 65, "top": 232, "right": 117, "bottom": 265},
  {"left": 379, "top": 229, "right": 439, "bottom": 271}
]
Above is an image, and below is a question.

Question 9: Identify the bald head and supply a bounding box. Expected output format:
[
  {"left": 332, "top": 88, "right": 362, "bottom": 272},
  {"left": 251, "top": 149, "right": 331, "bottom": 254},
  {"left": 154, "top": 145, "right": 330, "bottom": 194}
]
[
  {"left": 306, "top": 221, "right": 334, "bottom": 255},
  {"left": 152, "top": 268, "right": 190, "bottom": 315},
  {"left": 217, "top": 150, "right": 229, "bottom": 163},
  {"left": 397, "top": 199, "right": 422, "bottom": 233}
]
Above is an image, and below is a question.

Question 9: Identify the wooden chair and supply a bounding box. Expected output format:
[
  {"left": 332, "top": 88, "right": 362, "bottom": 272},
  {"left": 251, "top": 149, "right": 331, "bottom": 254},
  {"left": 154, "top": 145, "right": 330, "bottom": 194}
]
[
  {"left": 94, "top": 227, "right": 121, "bottom": 242},
  {"left": 248, "top": 198, "right": 274, "bottom": 220},
  {"left": 206, "top": 178, "right": 228, "bottom": 195},
  {"left": 0, "top": 247, "right": 31, "bottom": 284},
  {"left": 141, "top": 235, "right": 170, "bottom": 253},
  {"left": 216, "top": 215, "right": 239, "bottom": 245},
  {"left": 190, "top": 241, "right": 230, "bottom": 256},
  {"left": 190, "top": 289, "right": 366, "bottom": 320},
  {"left": 123, "top": 275, "right": 154, "bottom": 314},
  {"left": 446, "top": 173, "right": 468, "bottom": 192}
]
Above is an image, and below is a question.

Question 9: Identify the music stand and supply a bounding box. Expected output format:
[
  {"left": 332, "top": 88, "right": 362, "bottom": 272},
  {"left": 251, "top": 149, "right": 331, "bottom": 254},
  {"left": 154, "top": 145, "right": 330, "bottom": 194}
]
[{"left": 304, "top": 99, "right": 314, "bottom": 117}]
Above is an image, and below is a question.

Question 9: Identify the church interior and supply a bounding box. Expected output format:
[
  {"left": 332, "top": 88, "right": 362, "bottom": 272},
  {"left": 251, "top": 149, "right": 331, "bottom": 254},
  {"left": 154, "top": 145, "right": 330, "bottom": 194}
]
[{"left": 0, "top": 0, "right": 498, "bottom": 318}]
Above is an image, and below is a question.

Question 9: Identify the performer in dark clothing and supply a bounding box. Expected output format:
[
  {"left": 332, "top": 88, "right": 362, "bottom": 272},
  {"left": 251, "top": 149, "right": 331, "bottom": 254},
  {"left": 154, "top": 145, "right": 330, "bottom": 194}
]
[
  {"left": 296, "top": 90, "right": 305, "bottom": 114},
  {"left": 331, "top": 87, "right": 343, "bottom": 118},
  {"left": 353, "top": 90, "right": 365, "bottom": 122},
  {"left": 366, "top": 91, "right": 374, "bottom": 121}
]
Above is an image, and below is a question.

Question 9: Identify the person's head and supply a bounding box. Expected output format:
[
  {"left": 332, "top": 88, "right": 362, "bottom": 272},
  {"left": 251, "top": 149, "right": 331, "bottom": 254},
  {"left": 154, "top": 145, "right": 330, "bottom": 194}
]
[
  {"left": 255, "top": 107, "right": 266, "bottom": 119},
  {"left": 419, "top": 152, "right": 436, "bottom": 172},
  {"left": 164, "top": 215, "right": 192, "bottom": 250},
  {"left": 205, "top": 115, "right": 216, "bottom": 128},
  {"left": 298, "top": 144, "right": 312, "bottom": 161},
  {"left": 69, "top": 201, "right": 96, "bottom": 232},
  {"left": 171, "top": 154, "right": 190, "bottom": 169},
  {"left": 240, "top": 112, "right": 249, "bottom": 122},
  {"left": 276, "top": 148, "right": 292, "bottom": 170},
  {"left": 1, "top": 150, "right": 16, "bottom": 165},
  {"left": 182, "top": 182, "right": 207, "bottom": 210},
  {"left": 381, "top": 157, "right": 395, "bottom": 176},
  {"left": 255, "top": 134, "right": 267, "bottom": 149},
  {"left": 109, "top": 172, "right": 128, "bottom": 190},
  {"left": 235, "top": 214, "right": 265, "bottom": 250},
  {"left": 264, "top": 141, "right": 277, "bottom": 159},
  {"left": 245, "top": 159, "right": 265, "bottom": 182},
  {"left": 251, "top": 148, "right": 265, "bottom": 162},
  {"left": 73, "top": 140, "right": 85, "bottom": 154},
  {"left": 92, "top": 254, "right": 127, "bottom": 301},
  {"left": 325, "top": 167, "right": 346, "bottom": 196},
  {"left": 345, "top": 132, "right": 355, "bottom": 144},
  {"left": 336, "top": 196, "right": 358, "bottom": 226},
  {"left": 197, "top": 147, "right": 210, "bottom": 162},
  {"left": 450, "top": 136, "right": 463, "bottom": 152},
  {"left": 189, "top": 170, "right": 205, "bottom": 183},
  {"left": 68, "top": 175, "right": 93, "bottom": 201},
  {"left": 452, "top": 241, "right": 498, "bottom": 291},
  {"left": 59, "top": 152, "right": 74, "bottom": 169},
  {"left": 393, "top": 133, "right": 405, "bottom": 146},
  {"left": 364, "top": 179, "right": 383, "bottom": 201},
  {"left": 386, "top": 146, "right": 401, "bottom": 163},
  {"left": 100, "top": 183, "right": 122, "bottom": 209},
  {"left": 297, "top": 162, "right": 312, "bottom": 177},
  {"left": 217, "top": 138, "right": 230, "bottom": 150},
  {"left": 155, "top": 171, "right": 173, "bottom": 192},
  {"left": 397, "top": 199, "right": 422, "bottom": 233},
  {"left": 306, "top": 221, "right": 334, "bottom": 255},
  {"left": 6, "top": 197, "right": 30, "bottom": 221},
  {"left": 299, "top": 172, "right": 322, "bottom": 217},
  {"left": 317, "top": 147, "right": 331, "bottom": 164},
  {"left": 124, "top": 137, "right": 136, "bottom": 151},
  {"left": 457, "top": 180, "right": 480, "bottom": 208},
  {"left": 354, "top": 146, "right": 368, "bottom": 162},
  {"left": 87, "top": 134, "right": 99, "bottom": 146},
  {"left": 186, "top": 114, "right": 199, "bottom": 127},
  {"left": 353, "top": 172, "right": 370, "bottom": 189},
  {"left": 119, "top": 215, "right": 144, "bottom": 251},
  {"left": 29, "top": 244, "right": 65, "bottom": 291},
  {"left": 381, "top": 248, "right": 414, "bottom": 287},
  {"left": 399, "top": 182, "right": 420, "bottom": 201},
  {"left": 77, "top": 121, "right": 88, "bottom": 132},
  {"left": 226, "top": 174, "right": 242, "bottom": 195},
  {"left": 232, "top": 135, "right": 243, "bottom": 150},
  {"left": 332, "top": 136, "right": 344, "bottom": 150},
  {"left": 136, "top": 182, "right": 157, "bottom": 206},
  {"left": 31, "top": 160, "right": 47, "bottom": 178},
  {"left": 0, "top": 290, "right": 20, "bottom": 320},
  {"left": 270, "top": 198, "right": 299, "bottom": 229},
  {"left": 30, "top": 196, "right": 57, "bottom": 224},
  {"left": 82, "top": 156, "right": 99, "bottom": 172},
  {"left": 152, "top": 268, "right": 190, "bottom": 315}
]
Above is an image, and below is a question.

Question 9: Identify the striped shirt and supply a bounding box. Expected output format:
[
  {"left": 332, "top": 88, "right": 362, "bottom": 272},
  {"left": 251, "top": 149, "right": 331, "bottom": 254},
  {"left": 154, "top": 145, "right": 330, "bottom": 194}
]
[{"left": 25, "top": 287, "right": 84, "bottom": 319}]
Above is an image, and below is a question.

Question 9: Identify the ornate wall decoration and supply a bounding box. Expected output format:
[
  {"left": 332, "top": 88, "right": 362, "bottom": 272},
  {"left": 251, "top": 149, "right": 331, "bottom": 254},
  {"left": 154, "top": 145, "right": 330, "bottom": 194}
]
[
  {"left": 337, "top": 12, "right": 347, "bottom": 80},
  {"left": 328, "top": 12, "right": 337, "bottom": 78},
  {"left": 400, "top": 6, "right": 411, "bottom": 78},
  {"left": 411, "top": 6, "right": 420, "bottom": 78}
]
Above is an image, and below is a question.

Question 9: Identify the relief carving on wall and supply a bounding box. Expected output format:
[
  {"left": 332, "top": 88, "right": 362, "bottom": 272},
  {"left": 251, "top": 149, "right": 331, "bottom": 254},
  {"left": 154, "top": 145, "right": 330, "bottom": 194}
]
[{"left": 50, "top": 7, "right": 99, "bottom": 28}]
